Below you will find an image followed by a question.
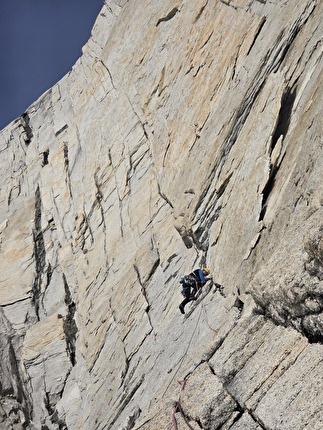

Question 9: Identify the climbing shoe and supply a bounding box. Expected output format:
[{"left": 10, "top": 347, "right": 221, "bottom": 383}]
[{"left": 179, "top": 305, "right": 185, "bottom": 314}]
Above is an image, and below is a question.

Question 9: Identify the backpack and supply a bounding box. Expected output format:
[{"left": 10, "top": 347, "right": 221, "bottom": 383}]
[{"left": 179, "top": 273, "right": 198, "bottom": 287}]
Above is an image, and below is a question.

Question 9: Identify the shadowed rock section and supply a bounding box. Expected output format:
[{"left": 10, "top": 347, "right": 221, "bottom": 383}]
[{"left": 0, "top": 0, "right": 322, "bottom": 429}]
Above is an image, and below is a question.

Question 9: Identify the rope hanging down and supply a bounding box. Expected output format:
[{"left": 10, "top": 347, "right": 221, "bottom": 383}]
[
  {"left": 171, "top": 300, "right": 218, "bottom": 429},
  {"left": 171, "top": 361, "right": 205, "bottom": 430}
]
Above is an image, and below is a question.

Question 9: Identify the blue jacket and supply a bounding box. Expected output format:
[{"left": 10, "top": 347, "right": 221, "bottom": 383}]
[{"left": 193, "top": 269, "right": 208, "bottom": 284}]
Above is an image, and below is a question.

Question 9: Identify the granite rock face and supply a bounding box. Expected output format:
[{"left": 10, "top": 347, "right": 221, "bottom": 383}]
[{"left": 0, "top": 0, "right": 322, "bottom": 429}]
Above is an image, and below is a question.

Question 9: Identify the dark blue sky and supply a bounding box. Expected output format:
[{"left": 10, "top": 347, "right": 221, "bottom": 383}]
[{"left": 0, "top": 0, "right": 105, "bottom": 130}]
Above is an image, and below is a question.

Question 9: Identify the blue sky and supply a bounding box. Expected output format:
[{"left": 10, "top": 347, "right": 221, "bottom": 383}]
[{"left": 0, "top": 0, "right": 105, "bottom": 130}]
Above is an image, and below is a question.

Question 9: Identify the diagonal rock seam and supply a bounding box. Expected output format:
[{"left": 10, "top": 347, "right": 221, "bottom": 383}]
[{"left": 156, "top": 7, "right": 180, "bottom": 26}]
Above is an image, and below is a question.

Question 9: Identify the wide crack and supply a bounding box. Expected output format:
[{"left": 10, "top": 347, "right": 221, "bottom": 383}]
[{"left": 32, "top": 186, "right": 46, "bottom": 320}]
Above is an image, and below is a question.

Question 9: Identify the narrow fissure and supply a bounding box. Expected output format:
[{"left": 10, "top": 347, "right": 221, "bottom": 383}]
[
  {"left": 55, "top": 124, "right": 68, "bottom": 137},
  {"left": 32, "top": 186, "right": 46, "bottom": 320},
  {"left": 62, "top": 274, "right": 78, "bottom": 366},
  {"left": 63, "top": 142, "right": 73, "bottom": 198},
  {"left": 246, "top": 17, "right": 267, "bottom": 56},
  {"left": 193, "top": 0, "right": 209, "bottom": 23},
  {"left": 271, "top": 86, "right": 297, "bottom": 152},
  {"left": 156, "top": 7, "right": 179, "bottom": 26},
  {"left": 258, "top": 85, "right": 296, "bottom": 221},
  {"left": 20, "top": 113, "right": 33, "bottom": 145},
  {"left": 42, "top": 150, "right": 49, "bottom": 167}
]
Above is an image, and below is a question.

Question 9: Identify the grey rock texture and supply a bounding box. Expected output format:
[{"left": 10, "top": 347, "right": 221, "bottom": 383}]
[{"left": 0, "top": 0, "right": 322, "bottom": 429}]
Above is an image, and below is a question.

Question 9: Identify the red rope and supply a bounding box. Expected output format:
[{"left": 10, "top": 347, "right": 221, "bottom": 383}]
[
  {"left": 202, "top": 302, "right": 218, "bottom": 335},
  {"left": 172, "top": 402, "right": 179, "bottom": 430},
  {"left": 172, "top": 364, "right": 205, "bottom": 429},
  {"left": 171, "top": 292, "right": 218, "bottom": 429}
]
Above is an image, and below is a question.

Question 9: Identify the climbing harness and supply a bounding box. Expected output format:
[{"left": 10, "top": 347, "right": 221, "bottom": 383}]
[{"left": 180, "top": 274, "right": 199, "bottom": 297}]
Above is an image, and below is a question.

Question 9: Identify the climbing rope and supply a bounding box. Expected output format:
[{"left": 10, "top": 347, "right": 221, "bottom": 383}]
[
  {"left": 172, "top": 362, "right": 205, "bottom": 430},
  {"left": 171, "top": 283, "right": 219, "bottom": 429},
  {"left": 201, "top": 302, "right": 218, "bottom": 335}
]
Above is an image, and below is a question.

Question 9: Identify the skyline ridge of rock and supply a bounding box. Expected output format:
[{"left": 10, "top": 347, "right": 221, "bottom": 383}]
[{"left": 0, "top": 0, "right": 322, "bottom": 429}]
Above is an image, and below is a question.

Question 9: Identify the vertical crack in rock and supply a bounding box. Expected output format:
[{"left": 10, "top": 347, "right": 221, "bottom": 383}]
[
  {"left": 259, "top": 86, "right": 297, "bottom": 221},
  {"left": 271, "top": 86, "right": 297, "bottom": 151},
  {"left": 62, "top": 274, "right": 78, "bottom": 366},
  {"left": 156, "top": 7, "right": 180, "bottom": 26},
  {"left": 63, "top": 142, "right": 73, "bottom": 198},
  {"left": 32, "top": 185, "right": 46, "bottom": 320},
  {"left": 94, "top": 169, "right": 108, "bottom": 256},
  {"left": 40, "top": 263, "right": 54, "bottom": 314},
  {"left": 46, "top": 263, "right": 53, "bottom": 286},
  {"left": 20, "top": 112, "right": 33, "bottom": 145},
  {"left": 42, "top": 149, "right": 49, "bottom": 167}
]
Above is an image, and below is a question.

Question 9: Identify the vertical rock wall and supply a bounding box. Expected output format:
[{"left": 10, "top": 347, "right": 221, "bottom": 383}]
[{"left": 0, "top": 0, "right": 322, "bottom": 429}]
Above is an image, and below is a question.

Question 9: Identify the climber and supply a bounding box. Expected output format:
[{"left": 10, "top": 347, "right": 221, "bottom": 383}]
[{"left": 179, "top": 267, "right": 211, "bottom": 314}]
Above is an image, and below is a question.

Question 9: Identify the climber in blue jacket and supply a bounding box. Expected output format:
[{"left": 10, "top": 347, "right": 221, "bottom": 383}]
[{"left": 179, "top": 267, "right": 210, "bottom": 314}]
